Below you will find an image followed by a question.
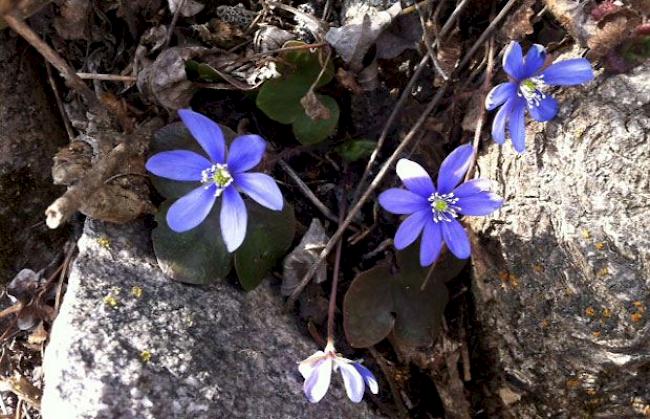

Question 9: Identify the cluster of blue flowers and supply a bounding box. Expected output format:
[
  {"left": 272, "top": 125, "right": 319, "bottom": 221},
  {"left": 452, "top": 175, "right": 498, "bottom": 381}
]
[{"left": 146, "top": 41, "right": 593, "bottom": 405}]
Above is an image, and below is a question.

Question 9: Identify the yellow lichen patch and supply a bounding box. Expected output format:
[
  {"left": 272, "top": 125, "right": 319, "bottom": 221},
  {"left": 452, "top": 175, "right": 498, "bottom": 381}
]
[
  {"left": 131, "top": 286, "right": 143, "bottom": 298},
  {"left": 103, "top": 294, "right": 119, "bottom": 308},
  {"left": 596, "top": 267, "right": 609, "bottom": 277},
  {"left": 140, "top": 350, "right": 152, "bottom": 363},
  {"left": 602, "top": 307, "right": 612, "bottom": 318},
  {"left": 532, "top": 264, "right": 544, "bottom": 273},
  {"left": 565, "top": 378, "right": 581, "bottom": 389},
  {"left": 498, "top": 271, "right": 519, "bottom": 288},
  {"left": 633, "top": 301, "right": 646, "bottom": 313},
  {"left": 592, "top": 331, "right": 601, "bottom": 337},
  {"left": 631, "top": 397, "right": 650, "bottom": 416},
  {"left": 580, "top": 229, "right": 591, "bottom": 240},
  {"left": 594, "top": 242, "right": 606, "bottom": 251},
  {"left": 540, "top": 319, "right": 550, "bottom": 329},
  {"left": 97, "top": 236, "right": 111, "bottom": 249},
  {"left": 631, "top": 312, "right": 643, "bottom": 323},
  {"left": 585, "top": 307, "right": 596, "bottom": 317}
]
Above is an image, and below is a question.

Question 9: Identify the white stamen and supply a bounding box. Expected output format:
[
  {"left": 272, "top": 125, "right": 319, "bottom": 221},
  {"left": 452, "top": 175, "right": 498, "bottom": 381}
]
[
  {"left": 427, "top": 192, "right": 461, "bottom": 223},
  {"left": 518, "top": 75, "right": 547, "bottom": 108},
  {"left": 200, "top": 163, "right": 233, "bottom": 197}
]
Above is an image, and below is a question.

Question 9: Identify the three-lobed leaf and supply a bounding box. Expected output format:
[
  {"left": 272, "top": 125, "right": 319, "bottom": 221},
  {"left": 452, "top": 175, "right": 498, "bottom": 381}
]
[{"left": 343, "top": 243, "right": 466, "bottom": 348}]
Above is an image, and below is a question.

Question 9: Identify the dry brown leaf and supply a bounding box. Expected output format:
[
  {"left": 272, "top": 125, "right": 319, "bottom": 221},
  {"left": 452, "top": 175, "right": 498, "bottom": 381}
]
[
  {"left": 336, "top": 67, "right": 363, "bottom": 95},
  {"left": 588, "top": 17, "right": 631, "bottom": 56},
  {"left": 500, "top": 0, "right": 536, "bottom": 41},
  {"left": 300, "top": 91, "right": 332, "bottom": 121}
]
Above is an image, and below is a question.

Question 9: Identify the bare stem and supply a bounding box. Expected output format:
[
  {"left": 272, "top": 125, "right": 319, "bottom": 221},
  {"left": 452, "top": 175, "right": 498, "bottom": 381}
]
[
  {"left": 2, "top": 12, "right": 103, "bottom": 114},
  {"left": 76, "top": 73, "right": 137, "bottom": 82},
  {"left": 326, "top": 196, "right": 347, "bottom": 342}
]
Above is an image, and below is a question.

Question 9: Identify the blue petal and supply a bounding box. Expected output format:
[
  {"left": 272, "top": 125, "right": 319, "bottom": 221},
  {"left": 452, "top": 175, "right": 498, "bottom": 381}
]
[
  {"left": 441, "top": 220, "right": 470, "bottom": 259},
  {"left": 521, "top": 44, "right": 546, "bottom": 79},
  {"left": 396, "top": 159, "right": 435, "bottom": 197},
  {"left": 453, "top": 178, "right": 493, "bottom": 198},
  {"left": 540, "top": 58, "right": 594, "bottom": 86},
  {"left": 437, "top": 144, "right": 474, "bottom": 194},
  {"left": 166, "top": 185, "right": 217, "bottom": 232},
  {"left": 146, "top": 150, "right": 210, "bottom": 181},
  {"left": 394, "top": 210, "right": 430, "bottom": 250},
  {"left": 503, "top": 41, "right": 526, "bottom": 81},
  {"left": 304, "top": 359, "right": 332, "bottom": 403},
  {"left": 378, "top": 188, "right": 428, "bottom": 215},
  {"left": 338, "top": 362, "right": 365, "bottom": 403},
  {"left": 508, "top": 98, "right": 527, "bottom": 153},
  {"left": 485, "top": 82, "right": 517, "bottom": 111},
  {"left": 353, "top": 363, "right": 379, "bottom": 394},
  {"left": 491, "top": 99, "right": 513, "bottom": 144},
  {"left": 234, "top": 172, "right": 283, "bottom": 211},
  {"left": 220, "top": 186, "right": 247, "bottom": 252},
  {"left": 419, "top": 220, "right": 442, "bottom": 267},
  {"left": 227, "top": 134, "right": 266, "bottom": 174},
  {"left": 528, "top": 94, "right": 558, "bottom": 122},
  {"left": 178, "top": 109, "right": 226, "bottom": 163},
  {"left": 458, "top": 192, "right": 503, "bottom": 216}
]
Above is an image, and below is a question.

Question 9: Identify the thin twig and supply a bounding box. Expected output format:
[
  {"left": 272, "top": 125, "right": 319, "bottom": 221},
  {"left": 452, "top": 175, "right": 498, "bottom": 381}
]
[
  {"left": 368, "top": 347, "right": 409, "bottom": 418},
  {"left": 278, "top": 160, "right": 338, "bottom": 223},
  {"left": 465, "top": 35, "right": 495, "bottom": 181},
  {"left": 46, "top": 63, "right": 75, "bottom": 141},
  {"left": 218, "top": 42, "right": 328, "bottom": 69},
  {"left": 164, "top": 0, "right": 185, "bottom": 49},
  {"left": 76, "top": 73, "right": 137, "bottom": 82},
  {"left": 288, "top": 0, "right": 520, "bottom": 307},
  {"left": 352, "top": 0, "right": 471, "bottom": 202},
  {"left": 2, "top": 12, "right": 103, "bottom": 114},
  {"left": 457, "top": 0, "right": 519, "bottom": 70},
  {"left": 415, "top": 0, "right": 449, "bottom": 80},
  {"left": 54, "top": 241, "right": 77, "bottom": 313}
]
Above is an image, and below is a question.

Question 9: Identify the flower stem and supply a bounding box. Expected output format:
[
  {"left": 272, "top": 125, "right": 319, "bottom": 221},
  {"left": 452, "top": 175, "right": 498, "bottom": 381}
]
[{"left": 326, "top": 181, "right": 348, "bottom": 344}]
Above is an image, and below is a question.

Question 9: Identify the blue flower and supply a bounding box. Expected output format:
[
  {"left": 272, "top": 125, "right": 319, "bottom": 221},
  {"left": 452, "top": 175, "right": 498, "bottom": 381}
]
[
  {"left": 378, "top": 144, "right": 503, "bottom": 266},
  {"left": 486, "top": 41, "right": 594, "bottom": 153},
  {"left": 298, "top": 343, "right": 379, "bottom": 403},
  {"left": 146, "top": 109, "right": 284, "bottom": 252}
]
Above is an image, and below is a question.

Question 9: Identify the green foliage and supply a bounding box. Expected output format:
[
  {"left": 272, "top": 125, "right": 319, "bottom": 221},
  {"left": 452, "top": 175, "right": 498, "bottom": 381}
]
[
  {"left": 291, "top": 95, "right": 340, "bottom": 145},
  {"left": 152, "top": 200, "right": 232, "bottom": 285},
  {"left": 235, "top": 203, "right": 296, "bottom": 290},
  {"left": 343, "top": 244, "right": 466, "bottom": 348},
  {"left": 336, "top": 139, "right": 377, "bottom": 163},
  {"left": 149, "top": 123, "right": 296, "bottom": 289},
  {"left": 256, "top": 41, "right": 339, "bottom": 144}
]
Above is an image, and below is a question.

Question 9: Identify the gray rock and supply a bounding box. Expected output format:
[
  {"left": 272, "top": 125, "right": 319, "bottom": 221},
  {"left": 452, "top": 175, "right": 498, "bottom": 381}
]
[
  {"left": 42, "top": 219, "right": 383, "bottom": 419},
  {"left": 469, "top": 63, "right": 650, "bottom": 417}
]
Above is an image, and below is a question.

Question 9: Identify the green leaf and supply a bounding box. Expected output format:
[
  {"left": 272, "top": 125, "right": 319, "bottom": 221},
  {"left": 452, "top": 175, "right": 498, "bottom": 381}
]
[
  {"left": 343, "top": 243, "right": 467, "bottom": 349},
  {"left": 336, "top": 139, "right": 377, "bottom": 162},
  {"left": 292, "top": 95, "right": 340, "bottom": 145},
  {"left": 152, "top": 200, "right": 232, "bottom": 285},
  {"left": 149, "top": 122, "right": 237, "bottom": 199},
  {"left": 255, "top": 41, "right": 335, "bottom": 126},
  {"left": 234, "top": 202, "right": 296, "bottom": 291}
]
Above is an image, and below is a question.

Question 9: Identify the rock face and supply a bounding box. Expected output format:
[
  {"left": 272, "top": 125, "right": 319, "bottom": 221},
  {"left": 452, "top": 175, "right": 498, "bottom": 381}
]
[
  {"left": 0, "top": 31, "right": 68, "bottom": 282},
  {"left": 42, "top": 219, "right": 383, "bottom": 419},
  {"left": 470, "top": 63, "right": 650, "bottom": 417}
]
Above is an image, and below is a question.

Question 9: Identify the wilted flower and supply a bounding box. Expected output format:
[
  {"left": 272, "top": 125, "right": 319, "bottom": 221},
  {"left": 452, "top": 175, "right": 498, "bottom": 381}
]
[
  {"left": 146, "top": 109, "right": 283, "bottom": 252},
  {"left": 486, "top": 41, "right": 594, "bottom": 152},
  {"left": 299, "top": 343, "right": 379, "bottom": 403},
  {"left": 378, "top": 144, "right": 503, "bottom": 266}
]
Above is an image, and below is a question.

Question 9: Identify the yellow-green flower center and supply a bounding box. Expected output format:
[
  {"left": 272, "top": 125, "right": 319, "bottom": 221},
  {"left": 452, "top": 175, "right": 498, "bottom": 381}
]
[
  {"left": 427, "top": 192, "right": 461, "bottom": 223},
  {"left": 201, "top": 163, "right": 233, "bottom": 197},
  {"left": 212, "top": 166, "right": 232, "bottom": 187}
]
